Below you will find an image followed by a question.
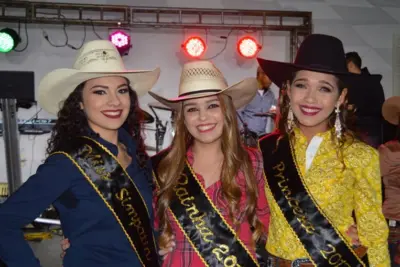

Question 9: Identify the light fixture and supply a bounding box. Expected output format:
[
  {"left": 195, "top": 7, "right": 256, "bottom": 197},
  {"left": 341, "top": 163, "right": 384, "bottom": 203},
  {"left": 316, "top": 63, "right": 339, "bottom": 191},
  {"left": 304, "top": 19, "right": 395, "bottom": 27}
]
[
  {"left": 182, "top": 37, "right": 206, "bottom": 58},
  {"left": 109, "top": 30, "right": 131, "bottom": 56},
  {"left": 237, "top": 36, "right": 261, "bottom": 58},
  {"left": 0, "top": 28, "right": 21, "bottom": 53}
]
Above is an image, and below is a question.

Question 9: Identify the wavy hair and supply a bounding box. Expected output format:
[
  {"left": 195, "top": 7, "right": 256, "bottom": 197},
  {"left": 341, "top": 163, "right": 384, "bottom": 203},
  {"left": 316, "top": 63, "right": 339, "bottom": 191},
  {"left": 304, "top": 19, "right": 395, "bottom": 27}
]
[
  {"left": 155, "top": 93, "right": 264, "bottom": 249},
  {"left": 46, "top": 81, "right": 148, "bottom": 168}
]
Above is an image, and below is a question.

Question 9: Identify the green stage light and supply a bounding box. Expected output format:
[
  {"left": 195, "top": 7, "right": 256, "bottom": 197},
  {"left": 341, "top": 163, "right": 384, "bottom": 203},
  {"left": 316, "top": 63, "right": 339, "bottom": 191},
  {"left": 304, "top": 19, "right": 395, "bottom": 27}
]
[{"left": 0, "top": 28, "right": 21, "bottom": 53}]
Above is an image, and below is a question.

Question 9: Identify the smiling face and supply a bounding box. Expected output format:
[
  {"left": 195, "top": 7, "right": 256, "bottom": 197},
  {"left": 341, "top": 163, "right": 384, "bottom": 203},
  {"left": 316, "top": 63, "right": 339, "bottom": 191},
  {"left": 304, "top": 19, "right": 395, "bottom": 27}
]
[
  {"left": 287, "top": 70, "right": 347, "bottom": 134},
  {"left": 80, "top": 76, "right": 131, "bottom": 136},
  {"left": 183, "top": 95, "right": 224, "bottom": 145}
]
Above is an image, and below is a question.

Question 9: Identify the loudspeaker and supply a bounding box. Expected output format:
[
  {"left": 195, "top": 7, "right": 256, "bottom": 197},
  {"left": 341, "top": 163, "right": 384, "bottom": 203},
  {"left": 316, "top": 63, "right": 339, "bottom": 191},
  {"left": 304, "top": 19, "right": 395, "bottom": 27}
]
[{"left": 0, "top": 71, "right": 35, "bottom": 102}]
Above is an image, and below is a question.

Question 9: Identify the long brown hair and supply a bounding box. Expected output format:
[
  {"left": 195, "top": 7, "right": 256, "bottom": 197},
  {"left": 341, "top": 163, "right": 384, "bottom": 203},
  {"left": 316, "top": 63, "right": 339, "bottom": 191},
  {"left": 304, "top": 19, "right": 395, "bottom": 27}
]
[
  {"left": 155, "top": 93, "right": 264, "bottom": 248},
  {"left": 276, "top": 71, "right": 357, "bottom": 155}
]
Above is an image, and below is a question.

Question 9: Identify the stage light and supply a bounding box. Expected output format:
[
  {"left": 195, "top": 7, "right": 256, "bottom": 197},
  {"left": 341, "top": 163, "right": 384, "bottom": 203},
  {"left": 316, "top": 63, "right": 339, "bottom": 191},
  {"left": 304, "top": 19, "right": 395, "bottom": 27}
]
[
  {"left": 182, "top": 37, "right": 206, "bottom": 58},
  {"left": 0, "top": 28, "right": 21, "bottom": 53},
  {"left": 237, "top": 36, "right": 261, "bottom": 58},
  {"left": 109, "top": 30, "right": 131, "bottom": 55}
]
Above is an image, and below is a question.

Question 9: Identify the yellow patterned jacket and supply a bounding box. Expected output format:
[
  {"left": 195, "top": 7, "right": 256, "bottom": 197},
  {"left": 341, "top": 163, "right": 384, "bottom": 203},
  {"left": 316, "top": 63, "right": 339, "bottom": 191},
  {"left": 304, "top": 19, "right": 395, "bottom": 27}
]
[{"left": 265, "top": 128, "right": 390, "bottom": 266}]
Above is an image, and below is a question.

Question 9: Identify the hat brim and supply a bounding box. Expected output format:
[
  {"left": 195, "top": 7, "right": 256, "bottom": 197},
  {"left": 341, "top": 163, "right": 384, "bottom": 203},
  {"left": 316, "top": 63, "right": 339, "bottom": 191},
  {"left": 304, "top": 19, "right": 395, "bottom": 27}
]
[
  {"left": 148, "top": 77, "right": 258, "bottom": 110},
  {"left": 382, "top": 96, "right": 400, "bottom": 125},
  {"left": 38, "top": 67, "right": 160, "bottom": 115},
  {"left": 256, "top": 58, "right": 381, "bottom": 90}
]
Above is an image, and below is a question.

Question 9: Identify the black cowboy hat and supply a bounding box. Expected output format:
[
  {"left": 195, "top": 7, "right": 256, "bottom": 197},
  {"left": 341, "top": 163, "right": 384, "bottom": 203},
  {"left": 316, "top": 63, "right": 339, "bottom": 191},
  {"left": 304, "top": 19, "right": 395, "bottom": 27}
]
[{"left": 257, "top": 34, "right": 381, "bottom": 89}]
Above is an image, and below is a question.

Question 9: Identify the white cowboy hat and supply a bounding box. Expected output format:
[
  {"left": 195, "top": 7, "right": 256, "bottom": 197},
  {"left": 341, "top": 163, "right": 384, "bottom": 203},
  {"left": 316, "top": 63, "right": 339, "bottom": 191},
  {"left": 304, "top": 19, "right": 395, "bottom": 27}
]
[
  {"left": 38, "top": 40, "right": 160, "bottom": 115},
  {"left": 148, "top": 60, "right": 258, "bottom": 110}
]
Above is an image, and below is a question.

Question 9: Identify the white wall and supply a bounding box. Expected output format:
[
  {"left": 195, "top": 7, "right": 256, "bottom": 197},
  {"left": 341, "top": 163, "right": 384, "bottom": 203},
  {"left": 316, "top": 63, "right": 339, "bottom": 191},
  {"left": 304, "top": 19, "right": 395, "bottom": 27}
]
[{"left": 0, "top": 0, "right": 399, "bottom": 183}]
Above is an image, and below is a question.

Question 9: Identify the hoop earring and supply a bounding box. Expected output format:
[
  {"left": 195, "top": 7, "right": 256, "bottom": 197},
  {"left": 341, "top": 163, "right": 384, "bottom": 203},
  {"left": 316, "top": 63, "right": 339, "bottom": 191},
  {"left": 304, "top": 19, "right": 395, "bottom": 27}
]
[
  {"left": 287, "top": 105, "right": 294, "bottom": 131},
  {"left": 334, "top": 103, "right": 342, "bottom": 139}
]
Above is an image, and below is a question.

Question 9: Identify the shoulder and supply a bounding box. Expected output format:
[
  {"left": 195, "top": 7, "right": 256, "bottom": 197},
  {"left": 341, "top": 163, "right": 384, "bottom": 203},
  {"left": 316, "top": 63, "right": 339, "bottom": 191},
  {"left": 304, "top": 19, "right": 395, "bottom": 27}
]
[
  {"left": 42, "top": 153, "right": 84, "bottom": 175},
  {"left": 245, "top": 147, "right": 263, "bottom": 167},
  {"left": 49, "top": 137, "right": 88, "bottom": 155},
  {"left": 29, "top": 153, "right": 81, "bottom": 185},
  {"left": 379, "top": 141, "right": 400, "bottom": 153},
  {"left": 44, "top": 152, "right": 77, "bottom": 165},
  {"left": 344, "top": 139, "right": 379, "bottom": 166},
  {"left": 346, "top": 139, "right": 378, "bottom": 156}
]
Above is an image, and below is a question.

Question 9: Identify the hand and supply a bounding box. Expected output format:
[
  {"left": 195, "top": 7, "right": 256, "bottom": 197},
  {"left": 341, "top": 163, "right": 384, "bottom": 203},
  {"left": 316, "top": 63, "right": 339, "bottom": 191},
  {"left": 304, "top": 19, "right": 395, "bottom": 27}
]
[
  {"left": 346, "top": 224, "right": 360, "bottom": 246},
  {"left": 158, "top": 235, "right": 176, "bottom": 260},
  {"left": 59, "top": 238, "right": 70, "bottom": 259}
]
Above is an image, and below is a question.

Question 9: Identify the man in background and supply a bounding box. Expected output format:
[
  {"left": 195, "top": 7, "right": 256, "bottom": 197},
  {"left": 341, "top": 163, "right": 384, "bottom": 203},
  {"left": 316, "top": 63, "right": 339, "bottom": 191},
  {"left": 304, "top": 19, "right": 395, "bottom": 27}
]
[
  {"left": 345, "top": 51, "right": 386, "bottom": 147},
  {"left": 237, "top": 66, "right": 276, "bottom": 138}
]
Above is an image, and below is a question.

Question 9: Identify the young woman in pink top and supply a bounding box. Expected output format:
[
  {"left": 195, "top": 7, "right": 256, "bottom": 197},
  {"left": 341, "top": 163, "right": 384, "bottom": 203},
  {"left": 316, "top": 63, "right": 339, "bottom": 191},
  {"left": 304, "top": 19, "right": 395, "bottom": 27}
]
[{"left": 150, "top": 60, "right": 270, "bottom": 267}]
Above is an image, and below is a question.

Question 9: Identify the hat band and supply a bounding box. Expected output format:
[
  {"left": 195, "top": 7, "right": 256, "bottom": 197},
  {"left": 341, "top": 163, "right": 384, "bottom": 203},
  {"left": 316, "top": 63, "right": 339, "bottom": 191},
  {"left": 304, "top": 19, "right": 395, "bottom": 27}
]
[{"left": 179, "top": 89, "right": 221, "bottom": 97}]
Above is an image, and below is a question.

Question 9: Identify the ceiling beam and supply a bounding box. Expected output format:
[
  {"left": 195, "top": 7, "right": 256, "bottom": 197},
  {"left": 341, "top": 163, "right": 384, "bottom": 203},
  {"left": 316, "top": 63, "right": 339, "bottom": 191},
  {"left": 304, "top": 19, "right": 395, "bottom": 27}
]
[{"left": 0, "top": 1, "right": 311, "bottom": 32}]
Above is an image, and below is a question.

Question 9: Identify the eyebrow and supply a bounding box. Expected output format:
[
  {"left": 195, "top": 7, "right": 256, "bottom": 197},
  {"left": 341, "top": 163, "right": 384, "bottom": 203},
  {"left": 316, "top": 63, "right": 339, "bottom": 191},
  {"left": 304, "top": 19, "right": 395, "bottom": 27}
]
[
  {"left": 183, "top": 98, "right": 219, "bottom": 108},
  {"left": 319, "top": 80, "right": 334, "bottom": 88},
  {"left": 293, "top": 78, "right": 307, "bottom": 83},
  {"left": 293, "top": 78, "right": 334, "bottom": 88},
  {"left": 90, "top": 83, "right": 128, "bottom": 90}
]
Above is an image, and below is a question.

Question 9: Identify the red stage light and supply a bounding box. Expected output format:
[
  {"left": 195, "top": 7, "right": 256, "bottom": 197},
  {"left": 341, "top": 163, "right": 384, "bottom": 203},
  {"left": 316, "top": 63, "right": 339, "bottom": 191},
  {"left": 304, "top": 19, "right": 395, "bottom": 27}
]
[
  {"left": 109, "top": 30, "right": 131, "bottom": 55},
  {"left": 182, "top": 37, "right": 206, "bottom": 58},
  {"left": 237, "top": 36, "right": 261, "bottom": 58}
]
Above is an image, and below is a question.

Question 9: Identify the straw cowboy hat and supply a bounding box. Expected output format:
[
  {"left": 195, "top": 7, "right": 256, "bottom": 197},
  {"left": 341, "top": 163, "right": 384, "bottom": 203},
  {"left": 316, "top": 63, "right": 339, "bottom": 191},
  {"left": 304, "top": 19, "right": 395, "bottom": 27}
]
[
  {"left": 257, "top": 34, "right": 380, "bottom": 90},
  {"left": 38, "top": 40, "right": 160, "bottom": 115},
  {"left": 382, "top": 96, "right": 400, "bottom": 125},
  {"left": 148, "top": 60, "right": 258, "bottom": 110}
]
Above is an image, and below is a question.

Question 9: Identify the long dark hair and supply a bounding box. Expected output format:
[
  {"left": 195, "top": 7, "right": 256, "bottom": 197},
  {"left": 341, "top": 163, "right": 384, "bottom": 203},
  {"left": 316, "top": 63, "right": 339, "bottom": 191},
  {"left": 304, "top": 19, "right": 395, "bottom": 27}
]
[{"left": 46, "top": 81, "right": 148, "bottom": 168}]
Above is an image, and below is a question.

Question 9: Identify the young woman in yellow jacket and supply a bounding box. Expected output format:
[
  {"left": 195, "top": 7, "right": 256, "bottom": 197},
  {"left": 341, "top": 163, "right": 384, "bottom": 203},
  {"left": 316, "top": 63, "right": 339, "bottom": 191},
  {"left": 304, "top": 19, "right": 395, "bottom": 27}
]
[{"left": 257, "top": 34, "right": 389, "bottom": 267}]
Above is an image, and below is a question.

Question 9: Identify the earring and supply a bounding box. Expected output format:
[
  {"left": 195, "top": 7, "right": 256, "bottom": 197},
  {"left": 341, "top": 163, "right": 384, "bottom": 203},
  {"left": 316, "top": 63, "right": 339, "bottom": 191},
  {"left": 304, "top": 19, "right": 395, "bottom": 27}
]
[
  {"left": 334, "top": 103, "right": 342, "bottom": 139},
  {"left": 287, "top": 105, "right": 294, "bottom": 131}
]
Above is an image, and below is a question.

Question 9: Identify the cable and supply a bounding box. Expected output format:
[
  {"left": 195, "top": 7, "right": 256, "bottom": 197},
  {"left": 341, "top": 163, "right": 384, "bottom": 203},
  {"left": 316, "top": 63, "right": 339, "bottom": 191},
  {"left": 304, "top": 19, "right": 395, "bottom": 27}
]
[
  {"left": 37, "top": 11, "right": 68, "bottom": 47},
  {"left": 17, "top": 108, "right": 42, "bottom": 131},
  {"left": 67, "top": 23, "right": 86, "bottom": 50},
  {"left": 42, "top": 20, "right": 87, "bottom": 50},
  {"left": 204, "top": 29, "right": 234, "bottom": 60},
  {"left": 14, "top": 19, "right": 29, "bottom": 52},
  {"left": 90, "top": 20, "right": 103, "bottom": 39},
  {"left": 42, "top": 20, "right": 68, "bottom": 48},
  {"left": 37, "top": 11, "right": 86, "bottom": 50}
]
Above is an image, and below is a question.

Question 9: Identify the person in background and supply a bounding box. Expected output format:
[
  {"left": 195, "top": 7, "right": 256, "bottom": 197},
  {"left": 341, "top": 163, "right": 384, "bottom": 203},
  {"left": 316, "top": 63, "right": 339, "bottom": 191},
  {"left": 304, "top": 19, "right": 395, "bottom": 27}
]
[
  {"left": 345, "top": 51, "right": 386, "bottom": 148},
  {"left": 0, "top": 40, "right": 173, "bottom": 267},
  {"left": 258, "top": 34, "right": 389, "bottom": 266},
  {"left": 380, "top": 96, "right": 400, "bottom": 266},
  {"left": 237, "top": 66, "right": 277, "bottom": 138}
]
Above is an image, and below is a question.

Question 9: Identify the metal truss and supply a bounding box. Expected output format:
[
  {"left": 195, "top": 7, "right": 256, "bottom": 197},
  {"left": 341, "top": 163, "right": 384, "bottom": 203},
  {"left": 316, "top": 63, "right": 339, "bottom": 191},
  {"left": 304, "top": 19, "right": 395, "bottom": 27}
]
[{"left": 0, "top": 0, "right": 312, "bottom": 60}]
